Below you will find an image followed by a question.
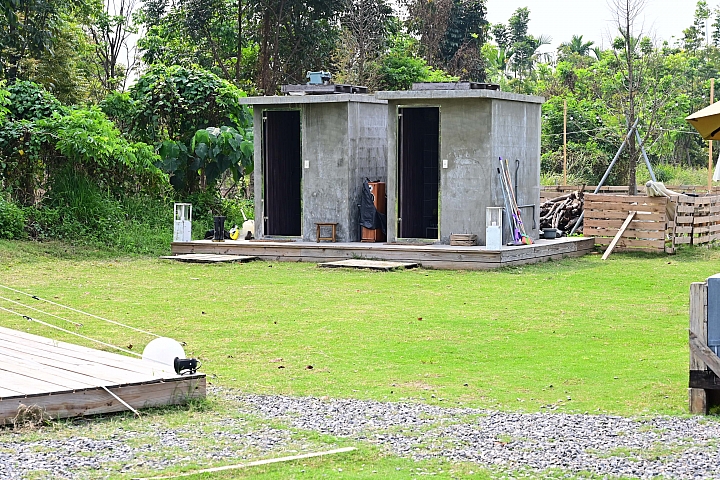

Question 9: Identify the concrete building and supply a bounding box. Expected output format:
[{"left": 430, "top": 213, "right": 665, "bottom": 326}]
[
  {"left": 375, "top": 88, "right": 544, "bottom": 245},
  {"left": 239, "top": 95, "right": 387, "bottom": 242}
]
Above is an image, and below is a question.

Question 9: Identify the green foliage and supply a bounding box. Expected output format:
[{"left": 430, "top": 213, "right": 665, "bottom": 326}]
[
  {"left": 107, "top": 64, "right": 253, "bottom": 195},
  {"left": 0, "top": 82, "right": 165, "bottom": 209},
  {"left": 0, "top": 0, "right": 86, "bottom": 82},
  {"left": 6, "top": 80, "right": 63, "bottom": 121},
  {"left": 191, "top": 126, "right": 253, "bottom": 185},
  {"left": 37, "top": 107, "right": 163, "bottom": 194},
  {"left": 24, "top": 169, "right": 174, "bottom": 254},
  {"left": 0, "top": 198, "right": 26, "bottom": 239},
  {"left": 373, "top": 31, "right": 458, "bottom": 90},
  {"left": 636, "top": 163, "right": 709, "bottom": 185}
]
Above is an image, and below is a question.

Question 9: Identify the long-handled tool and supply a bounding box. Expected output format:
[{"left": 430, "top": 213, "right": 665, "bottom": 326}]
[
  {"left": 497, "top": 157, "right": 532, "bottom": 245},
  {"left": 502, "top": 157, "right": 532, "bottom": 244},
  {"left": 497, "top": 167, "right": 520, "bottom": 244}
]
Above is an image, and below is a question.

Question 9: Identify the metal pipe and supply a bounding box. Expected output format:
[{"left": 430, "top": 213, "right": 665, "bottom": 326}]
[
  {"left": 635, "top": 129, "right": 657, "bottom": 183},
  {"left": 568, "top": 118, "right": 640, "bottom": 235}
]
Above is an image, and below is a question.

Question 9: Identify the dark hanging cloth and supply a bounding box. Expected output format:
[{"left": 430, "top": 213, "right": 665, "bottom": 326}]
[{"left": 360, "top": 179, "right": 387, "bottom": 234}]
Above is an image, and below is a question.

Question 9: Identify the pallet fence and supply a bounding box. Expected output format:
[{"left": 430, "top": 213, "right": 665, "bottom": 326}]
[
  {"left": 541, "top": 185, "right": 720, "bottom": 201},
  {"left": 583, "top": 194, "right": 669, "bottom": 253},
  {"left": 672, "top": 195, "right": 720, "bottom": 248}
]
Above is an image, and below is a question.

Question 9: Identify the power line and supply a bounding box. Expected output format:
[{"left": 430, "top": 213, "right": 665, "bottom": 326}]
[
  {"left": 0, "top": 304, "right": 141, "bottom": 357},
  {"left": 0, "top": 284, "right": 160, "bottom": 338}
]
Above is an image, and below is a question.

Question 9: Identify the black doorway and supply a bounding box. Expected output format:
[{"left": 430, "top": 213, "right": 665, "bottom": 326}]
[
  {"left": 398, "top": 107, "right": 440, "bottom": 239},
  {"left": 263, "top": 110, "right": 302, "bottom": 236}
]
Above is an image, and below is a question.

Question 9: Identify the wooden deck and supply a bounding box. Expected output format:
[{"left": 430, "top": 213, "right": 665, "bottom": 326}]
[
  {"left": 0, "top": 326, "right": 205, "bottom": 425},
  {"left": 171, "top": 237, "right": 596, "bottom": 270}
]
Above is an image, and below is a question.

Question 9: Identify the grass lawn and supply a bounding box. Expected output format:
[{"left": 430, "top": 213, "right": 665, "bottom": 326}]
[
  {"left": 1, "top": 240, "right": 717, "bottom": 416},
  {"left": 1, "top": 240, "right": 720, "bottom": 479}
]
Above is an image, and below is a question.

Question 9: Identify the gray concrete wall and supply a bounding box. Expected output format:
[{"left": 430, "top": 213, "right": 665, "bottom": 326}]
[
  {"left": 491, "top": 100, "right": 542, "bottom": 243},
  {"left": 301, "top": 102, "right": 350, "bottom": 241},
  {"left": 251, "top": 98, "right": 387, "bottom": 242},
  {"left": 384, "top": 95, "right": 542, "bottom": 245},
  {"left": 347, "top": 102, "right": 387, "bottom": 241}
]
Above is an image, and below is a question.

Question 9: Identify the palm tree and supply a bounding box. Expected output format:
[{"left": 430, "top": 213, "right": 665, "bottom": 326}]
[{"left": 559, "top": 35, "right": 595, "bottom": 57}]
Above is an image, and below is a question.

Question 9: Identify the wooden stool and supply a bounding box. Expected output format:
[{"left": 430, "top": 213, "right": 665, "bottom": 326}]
[{"left": 316, "top": 222, "right": 338, "bottom": 242}]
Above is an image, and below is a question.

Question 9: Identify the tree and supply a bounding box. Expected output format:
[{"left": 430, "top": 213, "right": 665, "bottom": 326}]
[
  {"left": 334, "top": 0, "right": 391, "bottom": 86},
  {"left": 104, "top": 64, "right": 253, "bottom": 195},
  {"left": 610, "top": 0, "right": 646, "bottom": 194},
  {"left": 0, "top": 0, "right": 86, "bottom": 82},
  {"left": 86, "top": 0, "right": 139, "bottom": 94},
  {"left": 251, "top": 0, "right": 340, "bottom": 93},
  {"left": 405, "top": 0, "right": 488, "bottom": 81},
  {"left": 490, "top": 8, "right": 550, "bottom": 84},
  {"left": 559, "top": 35, "right": 594, "bottom": 57}
]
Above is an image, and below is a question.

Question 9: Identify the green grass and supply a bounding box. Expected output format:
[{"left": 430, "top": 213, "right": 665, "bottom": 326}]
[
  {"left": 2, "top": 240, "right": 720, "bottom": 478},
  {"left": 0, "top": 240, "right": 717, "bottom": 415}
]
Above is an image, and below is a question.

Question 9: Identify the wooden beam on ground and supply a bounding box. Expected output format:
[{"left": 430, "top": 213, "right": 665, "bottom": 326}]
[
  {"left": 602, "top": 211, "right": 636, "bottom": 260},
  {"left": 134, "top": 446, "right": 358, "bottom": 479}
]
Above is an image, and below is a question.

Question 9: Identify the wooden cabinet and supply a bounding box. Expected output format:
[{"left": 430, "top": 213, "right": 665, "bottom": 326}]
[{"left": 361, "top": 181, "right": 386, "bottom": 242}]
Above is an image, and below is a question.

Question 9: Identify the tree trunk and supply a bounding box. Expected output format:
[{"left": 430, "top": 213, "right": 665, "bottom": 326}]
[
  {"left": 258, "top": 9, "right": 272, "bottom": 93},
  {"left": 236, "top": 0, "right": 242, "bottom": 84}
]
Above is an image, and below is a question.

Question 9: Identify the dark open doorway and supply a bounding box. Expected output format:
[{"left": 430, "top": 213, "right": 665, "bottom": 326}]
[
  {"left": 398, "top": 107, "right": 440, "bottom": 239},
  {"left": 263, "top": 110, "right": 302, "bottom": 236}
]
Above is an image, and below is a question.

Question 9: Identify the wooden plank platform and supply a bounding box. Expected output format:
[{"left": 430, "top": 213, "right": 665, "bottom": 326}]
[
  {"left": 160, "top": 254, "right": 259, "bottom": 263},
  {"left": 170, "top": 237, "right": 595, "bottom": 270},
  {"left": 0, "top": 326, "right": 205, "bottom": 425},
  {"left": 318, "top": 259, "right": 418, "bottom": 271}
]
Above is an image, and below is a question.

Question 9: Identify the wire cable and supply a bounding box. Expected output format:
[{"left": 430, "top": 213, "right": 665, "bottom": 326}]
[
  {"left": 0, "top": 284, "right": 160, "bottom": 338},
  {"left": 0, "top": 295, "right": 82, "bottom": 328},
  {"left": 0, "top": 304, "right": 141, "bottom": 357}
]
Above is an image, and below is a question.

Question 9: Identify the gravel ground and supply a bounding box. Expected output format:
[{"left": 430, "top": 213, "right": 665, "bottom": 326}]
[{"left": 2, "top": 390, "right": 720, "bottom": 479}]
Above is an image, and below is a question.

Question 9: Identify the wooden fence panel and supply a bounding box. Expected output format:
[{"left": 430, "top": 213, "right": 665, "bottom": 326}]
[
  {"left": 584, "top": 194, "right": 669, "bottom": 253},
  {"left": 672, "top": 195, "right": 720, "bottom": 247}
]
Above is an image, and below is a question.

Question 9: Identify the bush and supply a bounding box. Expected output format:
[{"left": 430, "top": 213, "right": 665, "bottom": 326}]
[{"left": 0, "top": 198, "right": 26, "bottom": 239}]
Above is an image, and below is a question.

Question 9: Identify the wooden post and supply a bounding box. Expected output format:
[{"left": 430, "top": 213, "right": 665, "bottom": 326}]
[
  {"left": 690, "top": 281, "right": 709, "bottom": 414},
  {"left": 563, "top": 99, "right": 567, "bottom": 186},
  {"left": 710, "top": 79, "right": 715, "bottom": 194}
]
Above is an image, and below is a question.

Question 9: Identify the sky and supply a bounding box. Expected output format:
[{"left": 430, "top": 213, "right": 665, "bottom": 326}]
[{"left": 485, "top": 0, "right": 701, "bottom": 55}]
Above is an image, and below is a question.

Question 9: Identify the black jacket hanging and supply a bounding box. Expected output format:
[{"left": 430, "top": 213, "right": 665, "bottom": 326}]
[{"left": 360, "top": 179, "right": 386, "bottom": 234}]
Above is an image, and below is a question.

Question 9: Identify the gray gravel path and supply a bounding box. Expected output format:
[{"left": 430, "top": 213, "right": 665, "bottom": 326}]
[
  {"left": 2, "top": 390, "right": 720, "bottom": 479},
  {"left": 234, "top": 393, "right": 720, "bottom": 479}
]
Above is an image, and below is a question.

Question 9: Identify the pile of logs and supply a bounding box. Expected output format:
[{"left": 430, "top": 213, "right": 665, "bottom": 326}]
[{"left": 540, "top": 190, "right": 584, "bottom": 234}]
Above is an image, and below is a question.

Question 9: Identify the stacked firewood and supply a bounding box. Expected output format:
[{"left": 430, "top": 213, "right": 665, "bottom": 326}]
[{"left": 540, "top": 190, "right": 584, "bottom": 233}]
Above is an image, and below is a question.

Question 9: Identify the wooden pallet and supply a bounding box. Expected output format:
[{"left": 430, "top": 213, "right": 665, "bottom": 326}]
[
  {"left": 160, "top": 254, "right": 258, "bottom": 263},
  {"left": 449, "top": 234, "right": 478, "bottom": 246},
  {"left": 583, "top": 194, "right": 669, "bottom": 253},
  {"left": 672, "top": 195, "right": 720, "bottom": 247},
  {"left": 318, "top": 259, "right": 418, "bottom": 271}
]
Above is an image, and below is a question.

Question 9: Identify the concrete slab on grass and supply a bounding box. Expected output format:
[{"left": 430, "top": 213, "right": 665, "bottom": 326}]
[
  {"left": 160, "top": 254, "right": 258, "bottom": 264},
  {"left": 318, "top": 259, "right": 418, "bottom": 271}
]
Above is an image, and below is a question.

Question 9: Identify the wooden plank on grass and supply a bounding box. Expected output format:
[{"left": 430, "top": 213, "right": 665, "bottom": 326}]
[
  {"left": 160, "top": 254, "right": 259, "bottom": 263},
  {"left": 602, "top": 211, "right": 636, "bottom": 260},
  {"left": 318, "top": 259, "right": 418, "bottom": 271}
]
